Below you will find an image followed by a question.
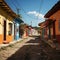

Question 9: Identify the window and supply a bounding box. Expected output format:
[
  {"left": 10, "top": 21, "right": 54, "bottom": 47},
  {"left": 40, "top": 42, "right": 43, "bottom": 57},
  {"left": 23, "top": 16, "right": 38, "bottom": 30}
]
[
  {"left": 58, "top": 20, "right": 60, "bottom": 31},
  {"left": 8, "top": 23, "right": 12, "bottom": 35}
]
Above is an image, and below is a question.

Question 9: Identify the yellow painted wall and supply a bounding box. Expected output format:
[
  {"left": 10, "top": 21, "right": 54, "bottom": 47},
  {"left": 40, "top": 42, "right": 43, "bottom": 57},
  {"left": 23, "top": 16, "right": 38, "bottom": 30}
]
[{"left": 6, "top": 20, "right": 14, "bottom": 43}]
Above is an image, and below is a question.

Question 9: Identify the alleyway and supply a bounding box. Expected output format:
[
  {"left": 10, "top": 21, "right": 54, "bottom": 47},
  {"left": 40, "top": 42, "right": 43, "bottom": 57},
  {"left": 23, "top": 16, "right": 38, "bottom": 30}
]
[
  {"left": 0, "top": 0, "right": 60, "bottom": 60},
  {"left": 0, "top": 36, "right": 60, "bottom": 60}
]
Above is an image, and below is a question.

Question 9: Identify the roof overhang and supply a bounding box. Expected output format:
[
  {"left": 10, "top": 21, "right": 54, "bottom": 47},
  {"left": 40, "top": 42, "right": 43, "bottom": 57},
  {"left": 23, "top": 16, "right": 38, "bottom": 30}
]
[
  {"left": 45, "top": 19, "right": 56, "bottom": 27},
  {"left": 14, "top": 18, "right": 24, "bottom": 24},
  {"left": 44, "top": 1, "right": 60, "bottom": 18},
  {"left": 38, "top": 21, "right": 45, "bottom": 26},
  {"left": 0, "top": 0, "right": 17, "bottom": 18}
]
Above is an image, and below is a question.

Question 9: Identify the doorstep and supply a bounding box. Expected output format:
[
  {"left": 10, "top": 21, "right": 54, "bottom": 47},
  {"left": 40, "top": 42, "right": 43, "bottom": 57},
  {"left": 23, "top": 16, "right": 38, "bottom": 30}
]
[
  {"left": 42, "top": 39, "right": 60, "bottom": 50},
  {"left": 47, "top": 40, "right": 56, "bottom": 49},
  {"left": 42, "top": 39, "right": 56, "bottom": 49},
  {"left": 0, "top": 38, "right": 23, "bottom": 49},
  {"left": 55, "top": 43, "right": 60, "bottom": 50}
]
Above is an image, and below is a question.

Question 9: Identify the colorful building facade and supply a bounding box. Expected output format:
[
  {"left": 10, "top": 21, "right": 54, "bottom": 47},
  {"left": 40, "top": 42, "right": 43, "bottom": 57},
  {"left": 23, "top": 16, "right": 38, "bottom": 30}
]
[
  {"left": 22, "top": 24, "right": 29, "bottom": 38},
  {"left": 38, "top": 21, "right": 46, "bottom": 40},
  {"left": 14, "top": 18, "right": 23, "bottom": 40},
  {"left": 0, "top": 0, "right": 17, "bottom": 44},
  {"left": 44, "top": 1, "right": 60, "bottom": 44}
]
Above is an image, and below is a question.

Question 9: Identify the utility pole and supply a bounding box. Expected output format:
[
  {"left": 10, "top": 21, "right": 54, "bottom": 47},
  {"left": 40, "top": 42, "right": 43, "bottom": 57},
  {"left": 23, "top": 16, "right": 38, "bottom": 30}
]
[
  {"left": 16, "top": 8, "right": 20, "bottom": 17},
  {"left": 31, "top": 21, "right": 32, "bottom": 26},
  {"left": 17, "top": 8, "right": 19, "bottom": 15}
]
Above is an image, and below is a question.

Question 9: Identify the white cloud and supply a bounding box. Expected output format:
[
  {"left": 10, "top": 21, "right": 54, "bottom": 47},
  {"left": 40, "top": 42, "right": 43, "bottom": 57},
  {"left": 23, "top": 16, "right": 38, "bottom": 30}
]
[
  {"left": 27, "top": 11, "right": 44, "bottom": 19},
  {"left": 27, "top": 11, "right": 36, "bottom": 14}
]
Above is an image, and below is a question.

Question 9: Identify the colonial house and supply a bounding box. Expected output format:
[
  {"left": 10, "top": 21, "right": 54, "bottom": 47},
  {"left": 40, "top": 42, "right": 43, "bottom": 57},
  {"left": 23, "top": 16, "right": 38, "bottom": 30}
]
[
  {"left": 22, "top": 24, "right": 29, "bottom": 38},
  {"left": 38, "top": 21, "right": 47, "bottom": 40},
  {"left": 0, "top": 0, "right": 17, "bottom": 44},
  {"left": 44, "top": 1, "right": 60, "bottom": 44},
  {"left": 14, "top": 18, "right": 23, "bottom": 40}
]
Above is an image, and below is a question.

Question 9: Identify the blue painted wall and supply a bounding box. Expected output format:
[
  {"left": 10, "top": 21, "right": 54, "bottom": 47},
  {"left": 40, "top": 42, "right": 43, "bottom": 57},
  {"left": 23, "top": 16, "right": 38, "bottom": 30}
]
[{"left": 15, "top": 23, "right": 20, "bottom": 40}]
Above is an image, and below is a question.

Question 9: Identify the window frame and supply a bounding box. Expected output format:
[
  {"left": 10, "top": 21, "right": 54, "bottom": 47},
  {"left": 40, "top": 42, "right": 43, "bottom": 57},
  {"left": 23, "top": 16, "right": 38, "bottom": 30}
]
[
  {"left": 8, "top": 23, "right": 12, "bottom": 35},
  {"left": 58, "top": 20, "right": 60, "bottom": 31}
]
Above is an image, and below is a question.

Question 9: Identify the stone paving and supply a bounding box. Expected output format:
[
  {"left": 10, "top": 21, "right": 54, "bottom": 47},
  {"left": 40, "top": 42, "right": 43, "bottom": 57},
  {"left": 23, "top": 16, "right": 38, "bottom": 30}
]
[
  {"left": 0, "top": 36, "right": 60, "bottom": 60},
  {"left": 0, "top": 37, "right": 33, "bottom": 60}
]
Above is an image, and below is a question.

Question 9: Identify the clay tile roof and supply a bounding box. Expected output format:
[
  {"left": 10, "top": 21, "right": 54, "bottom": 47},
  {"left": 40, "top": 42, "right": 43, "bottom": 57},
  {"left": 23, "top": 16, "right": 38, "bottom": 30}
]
[
  {"left": 0, "top": 0, "right": 17, "bottom": 18},
  {"left": 44, "top": 1, "right": 60, "bottom": 18},
  {"left": 38, "top": 21, "right": 45, "bottom": 26}
]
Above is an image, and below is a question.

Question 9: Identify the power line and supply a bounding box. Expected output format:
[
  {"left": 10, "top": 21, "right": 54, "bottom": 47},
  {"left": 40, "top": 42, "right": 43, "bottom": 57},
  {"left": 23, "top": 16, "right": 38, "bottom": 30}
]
[
  {"left": 8, "top": 0, "right": 20, "bottom": 15},
  {"left": 38, "top": 0, "right": 44, "bottom": 20},
  {"left": 39, "top": 0, "right": 43, "bottom": 13},
  {"left": 5, "top": 0, "right": 40, "bottom": 26},
  {"left": 36, "top": 0, "right": 44, "bottom": 26},
  {"left": 4, "top": 0, "right": 17, "bottom": 13},
  {"left": 12, "top": 0, "right": 38, "bottom": 20},
  {"left": 10, "top": 0, "right": 30, "bottom": 24},
  {"left": 15, "top": 0, "right": 44, "bottom": 26},
  {"left": 6, "top": 0, "right": 38, "bottom": 20},
  {"left": 12, "top": 0, "right": 19, "bottom": 14},
  {"left": 37, "top": 0, "right": 44, "bottom": 22}
]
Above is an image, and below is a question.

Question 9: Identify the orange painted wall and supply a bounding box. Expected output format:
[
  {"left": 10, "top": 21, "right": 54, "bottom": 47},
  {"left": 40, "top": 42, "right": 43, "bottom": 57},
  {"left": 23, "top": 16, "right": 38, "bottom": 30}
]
[
  {"left": 0, "top": 34, "right": 3, "bottom": 44},
  {"left": 0, "top": 34, "right": 13, "bottom": 44},
  {"left": 6, "top": 35, "right": 13, "bottom": 43},
  {"left": 50, "top": 10, "right": 60, "bottom": 34},
  {"left": 49, "top": 10, "right": 60, "bottom": 43}
]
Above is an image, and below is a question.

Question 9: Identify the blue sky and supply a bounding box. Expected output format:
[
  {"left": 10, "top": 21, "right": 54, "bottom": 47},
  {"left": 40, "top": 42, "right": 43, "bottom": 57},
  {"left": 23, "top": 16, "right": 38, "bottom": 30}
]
[{"left": 5, "top": 0, "right": 59, "bottom": 27}]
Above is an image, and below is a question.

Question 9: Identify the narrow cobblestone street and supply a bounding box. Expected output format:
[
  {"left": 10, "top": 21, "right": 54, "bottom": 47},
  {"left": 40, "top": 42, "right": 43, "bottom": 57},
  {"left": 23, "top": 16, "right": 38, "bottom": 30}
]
[
  {"left": 0, "top": 37, "right": 33, "bottom": 60},
  {"left": 0, "top": 0, "right": 60, "bottom": 60},
  {"left": 0, "top": 36, "right": 60, "bottom": 60}
]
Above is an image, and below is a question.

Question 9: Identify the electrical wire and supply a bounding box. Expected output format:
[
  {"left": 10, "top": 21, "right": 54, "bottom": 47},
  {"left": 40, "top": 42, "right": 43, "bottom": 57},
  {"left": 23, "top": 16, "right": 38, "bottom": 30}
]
[
  {"left": 5, "top": 0, "right": 43, "bottom": 26},
  {"left": 37, "top": 0, "right": 44, "bottom": 26},
  {"left": 39, "top": 0, "right": 43, "bottom": 13},
  {"left": 12, "top": 0, "right": 38, "bottom": 20}
]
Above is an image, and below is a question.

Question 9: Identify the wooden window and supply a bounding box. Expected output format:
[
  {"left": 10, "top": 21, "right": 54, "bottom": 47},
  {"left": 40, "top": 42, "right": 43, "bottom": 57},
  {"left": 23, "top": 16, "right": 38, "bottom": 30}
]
[
  {"left": 58, "top": 20, "right": 60, "bottom": 31},
  {"left": 8, "top": 23, "right": 12, "bottom": 35}
]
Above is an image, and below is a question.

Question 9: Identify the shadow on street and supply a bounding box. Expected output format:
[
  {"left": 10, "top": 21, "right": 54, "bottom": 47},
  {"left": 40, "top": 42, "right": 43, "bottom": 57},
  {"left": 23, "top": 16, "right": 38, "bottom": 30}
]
[{"left": 7, "top": 36, "right": 60, "bottom": 60}]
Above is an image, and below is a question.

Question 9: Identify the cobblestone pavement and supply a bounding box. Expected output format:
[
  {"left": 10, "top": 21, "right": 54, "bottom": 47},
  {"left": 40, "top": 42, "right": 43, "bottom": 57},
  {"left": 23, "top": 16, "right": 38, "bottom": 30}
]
[
  {"left": 0, "top": 36, "right": 60, "bottom": 60},
  {"left": 0, "top": 37, "right": 33, "bottom": 60}
]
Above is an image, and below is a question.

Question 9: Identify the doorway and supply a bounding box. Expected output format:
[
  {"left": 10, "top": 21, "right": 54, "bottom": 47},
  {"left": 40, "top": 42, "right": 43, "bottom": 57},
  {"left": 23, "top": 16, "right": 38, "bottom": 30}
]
[
  {"left": 4, "top": 20, "right": 6, "bottom": 40},
  {"left": 14, "top": 23, "right": 16, "bottom": 40}
]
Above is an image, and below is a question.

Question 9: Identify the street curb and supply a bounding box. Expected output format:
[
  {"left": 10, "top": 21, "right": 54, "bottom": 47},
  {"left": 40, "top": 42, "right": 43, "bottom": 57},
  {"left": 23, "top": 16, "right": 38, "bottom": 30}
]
[
  {"left": 0, "top": 38, "right": 23, "bottom": 50},
  {"left": 42, "top": 40, "right": 56, "bottom": 49}
]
